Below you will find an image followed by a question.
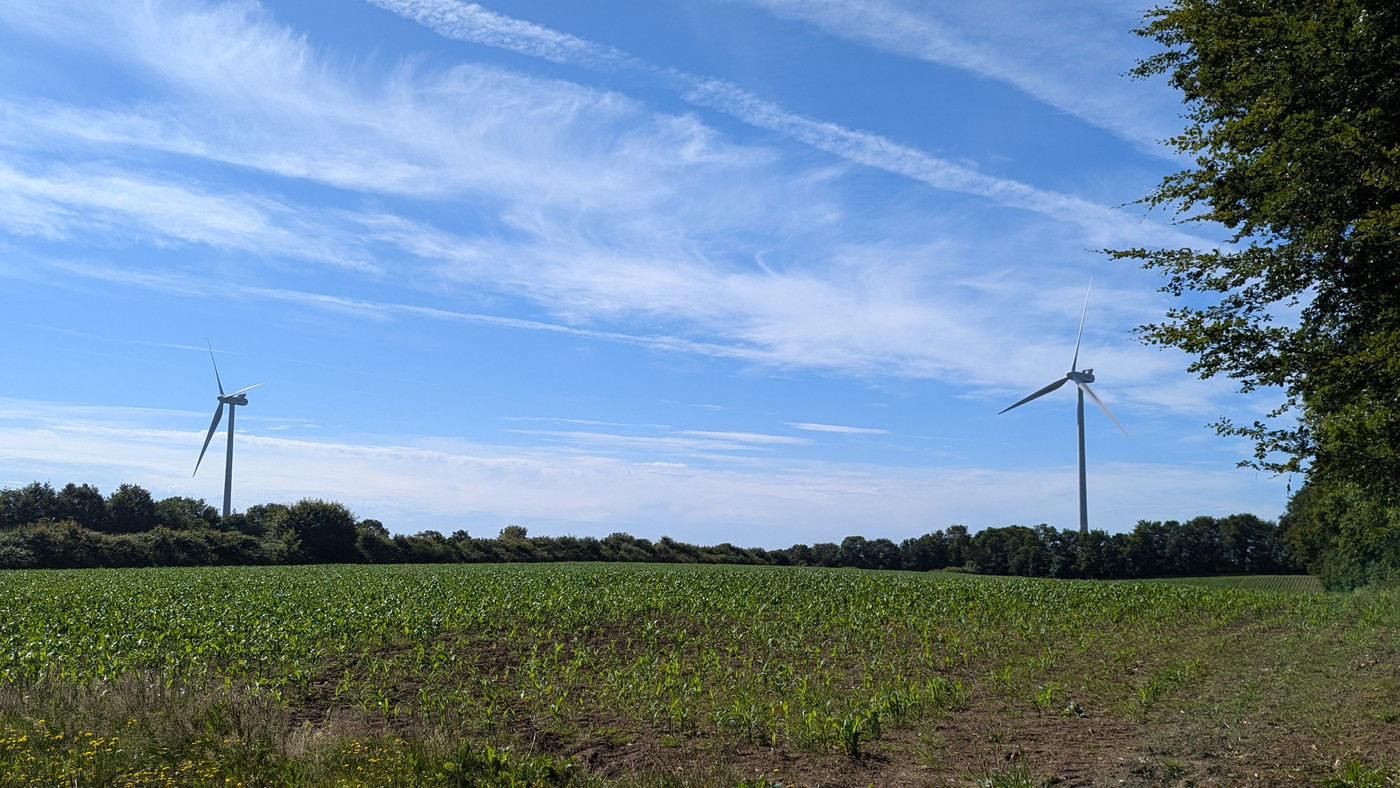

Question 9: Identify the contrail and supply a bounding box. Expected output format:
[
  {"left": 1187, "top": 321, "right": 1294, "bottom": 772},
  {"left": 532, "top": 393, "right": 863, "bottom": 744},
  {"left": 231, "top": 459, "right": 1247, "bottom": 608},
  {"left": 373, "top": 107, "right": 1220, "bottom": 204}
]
[{"left": 365, "top": 0, "right": 1202, "bottom": 248}]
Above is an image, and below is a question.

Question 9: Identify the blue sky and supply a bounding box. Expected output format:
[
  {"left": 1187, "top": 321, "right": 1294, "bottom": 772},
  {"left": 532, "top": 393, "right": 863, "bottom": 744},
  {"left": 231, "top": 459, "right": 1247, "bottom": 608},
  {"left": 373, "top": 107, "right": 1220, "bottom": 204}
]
[{"left": 0, "top": 0, "right": 1287, "bottom": 546}]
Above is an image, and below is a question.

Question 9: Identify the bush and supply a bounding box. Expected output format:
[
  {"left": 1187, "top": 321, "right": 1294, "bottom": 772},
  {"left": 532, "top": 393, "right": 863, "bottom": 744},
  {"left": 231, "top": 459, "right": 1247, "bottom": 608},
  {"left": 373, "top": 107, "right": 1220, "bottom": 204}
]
[{"left": 0, "top": 531, "right": 37, "bottom": 568}]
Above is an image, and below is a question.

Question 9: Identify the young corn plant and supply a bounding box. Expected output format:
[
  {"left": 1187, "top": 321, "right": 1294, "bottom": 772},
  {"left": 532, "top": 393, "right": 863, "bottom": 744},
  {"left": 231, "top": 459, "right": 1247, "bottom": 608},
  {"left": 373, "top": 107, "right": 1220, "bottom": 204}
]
[{"left": 1031, "top": 682, "right": 1060, "bottom": 714}]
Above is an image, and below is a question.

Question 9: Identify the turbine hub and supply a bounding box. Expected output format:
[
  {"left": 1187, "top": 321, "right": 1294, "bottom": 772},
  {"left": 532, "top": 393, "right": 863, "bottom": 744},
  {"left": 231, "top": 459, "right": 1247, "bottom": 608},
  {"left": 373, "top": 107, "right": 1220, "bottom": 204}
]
[
  {"left": 1067, "top": 369, "right": 1095, "bottom": 383},
  {"left": 218, "top": 395, "right": 249, "bottom": 406}
]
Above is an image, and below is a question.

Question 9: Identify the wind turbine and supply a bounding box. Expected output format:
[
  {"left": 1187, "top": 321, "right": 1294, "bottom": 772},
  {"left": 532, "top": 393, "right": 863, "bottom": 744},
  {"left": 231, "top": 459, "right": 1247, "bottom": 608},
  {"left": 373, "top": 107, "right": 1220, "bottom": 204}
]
[
  {"left": 193, "top": 345, "right": 262, "bottom": 518},
  {"left": 999, "top": 281, "right": 1127, "bottom": 533}
]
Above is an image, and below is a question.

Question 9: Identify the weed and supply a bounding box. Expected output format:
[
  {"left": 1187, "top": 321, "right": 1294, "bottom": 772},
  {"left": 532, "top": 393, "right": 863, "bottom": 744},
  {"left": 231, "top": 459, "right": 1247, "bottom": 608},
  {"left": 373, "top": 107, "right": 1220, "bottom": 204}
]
[
  {"left": 973, "top": 761, "right": 1037, "bottom": 787},
  {"left": 1320, "top": 760, "right": 1392, "bottom": 788}
]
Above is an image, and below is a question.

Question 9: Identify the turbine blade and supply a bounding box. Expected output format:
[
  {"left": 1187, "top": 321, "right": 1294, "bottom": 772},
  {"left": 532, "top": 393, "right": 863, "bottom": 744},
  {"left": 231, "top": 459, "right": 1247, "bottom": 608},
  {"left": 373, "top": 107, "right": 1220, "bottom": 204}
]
[
  {"left": 1078, "top": 382, "right": 1128, "bottom": 435},
  {"left": 1071, "top": 279, "right": 1092, "bottom": 372},
  {"left": 207, "top": 341, "right": 225, "bottom": 396},
  {"left": 998, "top": 376, "right": 1070, "bottom": 414},
  {"left": 230, "top": 382, "right": 264, "bottom": 397},
  {"left": 194, "top": 403, "right": 225, "bottom": 475}
]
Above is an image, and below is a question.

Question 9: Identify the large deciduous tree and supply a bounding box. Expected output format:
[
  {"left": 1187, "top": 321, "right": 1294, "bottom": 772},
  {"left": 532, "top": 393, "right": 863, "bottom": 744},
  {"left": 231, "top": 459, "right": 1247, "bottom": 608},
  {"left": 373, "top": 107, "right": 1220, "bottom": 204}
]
[
  {"left": 1116, "top": 1, "right": 1400, "bottom": 586},
  {"left": 1113, "top": 0, "right": 1400, "bottom": 497}
]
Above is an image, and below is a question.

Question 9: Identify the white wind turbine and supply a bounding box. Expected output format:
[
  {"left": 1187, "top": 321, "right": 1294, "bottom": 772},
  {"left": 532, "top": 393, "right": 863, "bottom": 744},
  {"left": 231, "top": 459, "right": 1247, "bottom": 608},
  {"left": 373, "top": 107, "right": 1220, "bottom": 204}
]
[
  {"left": 193, "top": 345, "right": 263, "bottom": 517},
  {"left": 999, "top": 281, "right": 1127, "bottom": 533}
]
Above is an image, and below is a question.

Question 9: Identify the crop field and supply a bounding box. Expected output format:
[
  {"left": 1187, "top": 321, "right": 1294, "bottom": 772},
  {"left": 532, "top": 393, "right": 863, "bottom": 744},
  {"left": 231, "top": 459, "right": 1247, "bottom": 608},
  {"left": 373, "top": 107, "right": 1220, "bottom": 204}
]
[
  {"left": 1125, "top": 574, "right": 1325, "bottom": 594},
  {"left": 0, "top": 564, "right": 1395, "bottom": 786}
]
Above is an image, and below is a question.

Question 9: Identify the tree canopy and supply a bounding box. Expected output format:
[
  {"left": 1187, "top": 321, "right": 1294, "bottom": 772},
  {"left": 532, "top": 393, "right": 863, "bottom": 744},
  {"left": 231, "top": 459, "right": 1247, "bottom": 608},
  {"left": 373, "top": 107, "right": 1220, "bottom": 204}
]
[{"left": 1112, "top": 0, "right": 1400, "bottom": 498}]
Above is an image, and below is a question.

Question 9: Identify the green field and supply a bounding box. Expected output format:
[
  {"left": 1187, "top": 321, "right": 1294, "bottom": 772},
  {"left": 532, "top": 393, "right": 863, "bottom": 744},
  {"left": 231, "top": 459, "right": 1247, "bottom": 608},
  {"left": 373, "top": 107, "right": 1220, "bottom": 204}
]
[
  {"left": 0, "top": 563, "right": 1395, "bottom": 785},
  {"left": 1124, "top": 574, "right": 1325, "bottom": 593}
]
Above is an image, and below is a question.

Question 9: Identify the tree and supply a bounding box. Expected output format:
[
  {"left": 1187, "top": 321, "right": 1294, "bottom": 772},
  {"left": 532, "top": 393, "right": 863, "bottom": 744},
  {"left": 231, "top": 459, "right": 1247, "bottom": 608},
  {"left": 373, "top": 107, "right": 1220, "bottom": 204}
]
[
  {"left": 1173, "top": 516, "right": 1224, "bottom": 575},
  {"left": 104, "top": 484, "right": 158, "bottom": 533},
  {"left": 284, "top": 499, "right": 359, "bottom": 564},
  {"left": 1282, "top": 480, "right": 1400, "bottom": 588},
  {"left": 498, "top": 524, "right": 529, "bottom": 541},
  {"left": 356, "top": 519, "right": 400, "bottom": 563},
  {"left": 238, "top": 503, "right": 288, "bottom": 537},
  {"left": 945, "top": 525, "right": 971, "bottom": 569},
  {"left": 1077, "top": 530, "right": 1128, "bottom": 579},
  {"left": 492, "top": 526, "right": 538, "bottom": 562},
  {"left": 1218, "top": 512, "right": 1287, "bottom": 573},
  {"left": 1279, "top": 481, "right": 1331, "bottom": 571},
  {"left": 1039, "top": 525, "right": 1081, "bottom": 578},
  {"left": 543, "top": 534, "right": 603, "bottom": 563},
  {"left": 837, "top": 535, "right": 872, "bottom": 569},
  {"left": 156, "top": 496, "right": 220, "bottom": 531},
  {"left": 56, "top": 483, "right": 107, "bottom": 530},
  {"left": 969, "top": 526, "right": 1045, "bottom": 576},
  {"left": 900, "top": 532, "right": 949, "bottom": 571},
  {"left": 782, "top": 543, "right": 814, "bottom": 567},
  {"left": 1113, "top": 1, "right": 1400, "bottom": 498},
  {"left": 0, "top": 482, "right": 59, "bottom": 528},
  {"left": 396, "top": 530, "right": 456, "bottom": 563},
  {"left": 809, "top": 542, "right": 840, "bottom": 567},
  {"left": 1314, "top": 488, "right": 1400, "bottom": 588},
  {"left": 864, "top": 538, "right": 902, "bottom": 571}
]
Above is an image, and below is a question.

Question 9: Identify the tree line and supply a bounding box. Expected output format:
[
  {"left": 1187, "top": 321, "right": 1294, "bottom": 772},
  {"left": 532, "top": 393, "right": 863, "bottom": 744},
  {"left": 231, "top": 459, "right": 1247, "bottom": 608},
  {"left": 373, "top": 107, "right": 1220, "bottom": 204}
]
[{"left": 0, "top": 480, "right": 1307, "bottom": 581}]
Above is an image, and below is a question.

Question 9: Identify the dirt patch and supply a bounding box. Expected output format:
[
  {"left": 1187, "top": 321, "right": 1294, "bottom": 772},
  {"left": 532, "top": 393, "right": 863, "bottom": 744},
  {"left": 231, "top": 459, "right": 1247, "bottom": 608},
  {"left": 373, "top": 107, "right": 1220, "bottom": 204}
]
[{"left": 268, "top": 610, "right": 1400, "bottom": 785}]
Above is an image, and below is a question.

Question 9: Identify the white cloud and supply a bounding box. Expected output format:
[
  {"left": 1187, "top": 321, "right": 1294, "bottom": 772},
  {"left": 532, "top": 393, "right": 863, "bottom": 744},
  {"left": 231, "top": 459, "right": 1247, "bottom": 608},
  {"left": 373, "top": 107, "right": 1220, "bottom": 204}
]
[
  {"left": 789, "top": 422, "right": 888, "bottom": 435},
  {"left": 368, "top": 0, "right": 1199, "bottom": 247},
  {"left": 503, "top": 427, "right": 807, "bottom": 457},
  {"left": 366, "top": 0, "right": 641, "bottom": 70},
  {"left": 0, "top": 159, "right": 371, "bottom": 267},
  {"left": 723, "top": 0, "right": 1183, "bottom": 151},
  {"left": 12, "top": 250, "right": 1239, "bottom": 426},
  {"left": 0, "top": 0, "right": 1228, "bottom": 420},
  {"left": 677, "top": 78, "right": 1195, "bottom": 248},
  {"left": 678, "top": 430, "right": 811, "bottom": 446}
]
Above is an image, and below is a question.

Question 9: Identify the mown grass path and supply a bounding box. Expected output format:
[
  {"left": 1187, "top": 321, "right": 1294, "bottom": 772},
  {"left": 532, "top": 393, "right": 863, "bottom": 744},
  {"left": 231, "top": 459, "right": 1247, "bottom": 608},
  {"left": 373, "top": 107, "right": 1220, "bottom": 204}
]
[{"left": 0, "top": 563, "right": 1394, "bottom": 785}]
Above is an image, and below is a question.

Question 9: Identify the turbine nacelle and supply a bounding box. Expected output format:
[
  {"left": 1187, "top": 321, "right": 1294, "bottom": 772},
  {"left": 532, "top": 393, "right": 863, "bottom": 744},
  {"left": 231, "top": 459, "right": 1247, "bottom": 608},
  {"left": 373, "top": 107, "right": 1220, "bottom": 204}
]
[
  {"left": 216, "top": 383, "right": 260, "bottom": 407},
  {"left": 1067, "top": 369, "right": 1095, "bottom": 384}
]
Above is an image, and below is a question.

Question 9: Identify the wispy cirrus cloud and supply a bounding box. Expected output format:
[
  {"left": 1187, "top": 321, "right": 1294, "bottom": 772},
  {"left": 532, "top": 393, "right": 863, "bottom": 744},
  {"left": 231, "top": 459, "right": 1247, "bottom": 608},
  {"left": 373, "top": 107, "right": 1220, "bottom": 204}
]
[
  {"left": 720, "top": 0, "right": 1182, "bottom": 151},
  {"left": 0, "top": 159, "right": 374, "bottom": 268},
  {"left": 504, "top": 427, "right": 810, "bottom": 459},
  {"left": 360, "top": 0, "right": 1200, "bottom": 247},
  {"left": 0, "top": 0, "right": 1213, "bottom": 416},
  {"left": 15, "top": 249, "right": 1222, "bottom": 422},
  {"left": 789, "top": 422, "right": 888, "bottom": 435},
  {"left": 680, "top": 430, "right": 811, "bottom": 446},
  {"left": 366, "top": 0, "right": 642, "bottom": 71},
  {"left": 677, "top": 78, "right": 1192, "bottom": 247}
]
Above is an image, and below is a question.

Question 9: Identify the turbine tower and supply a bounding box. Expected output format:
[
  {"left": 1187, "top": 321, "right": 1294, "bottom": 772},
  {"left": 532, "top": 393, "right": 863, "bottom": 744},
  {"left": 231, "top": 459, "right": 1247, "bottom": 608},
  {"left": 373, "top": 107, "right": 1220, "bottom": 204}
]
[
  {"left": 999, "top": 281, "right": 1127, "bottom": 533},
  {"left": 193, "top": 345, "right": 262, "bottom": 517}
]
